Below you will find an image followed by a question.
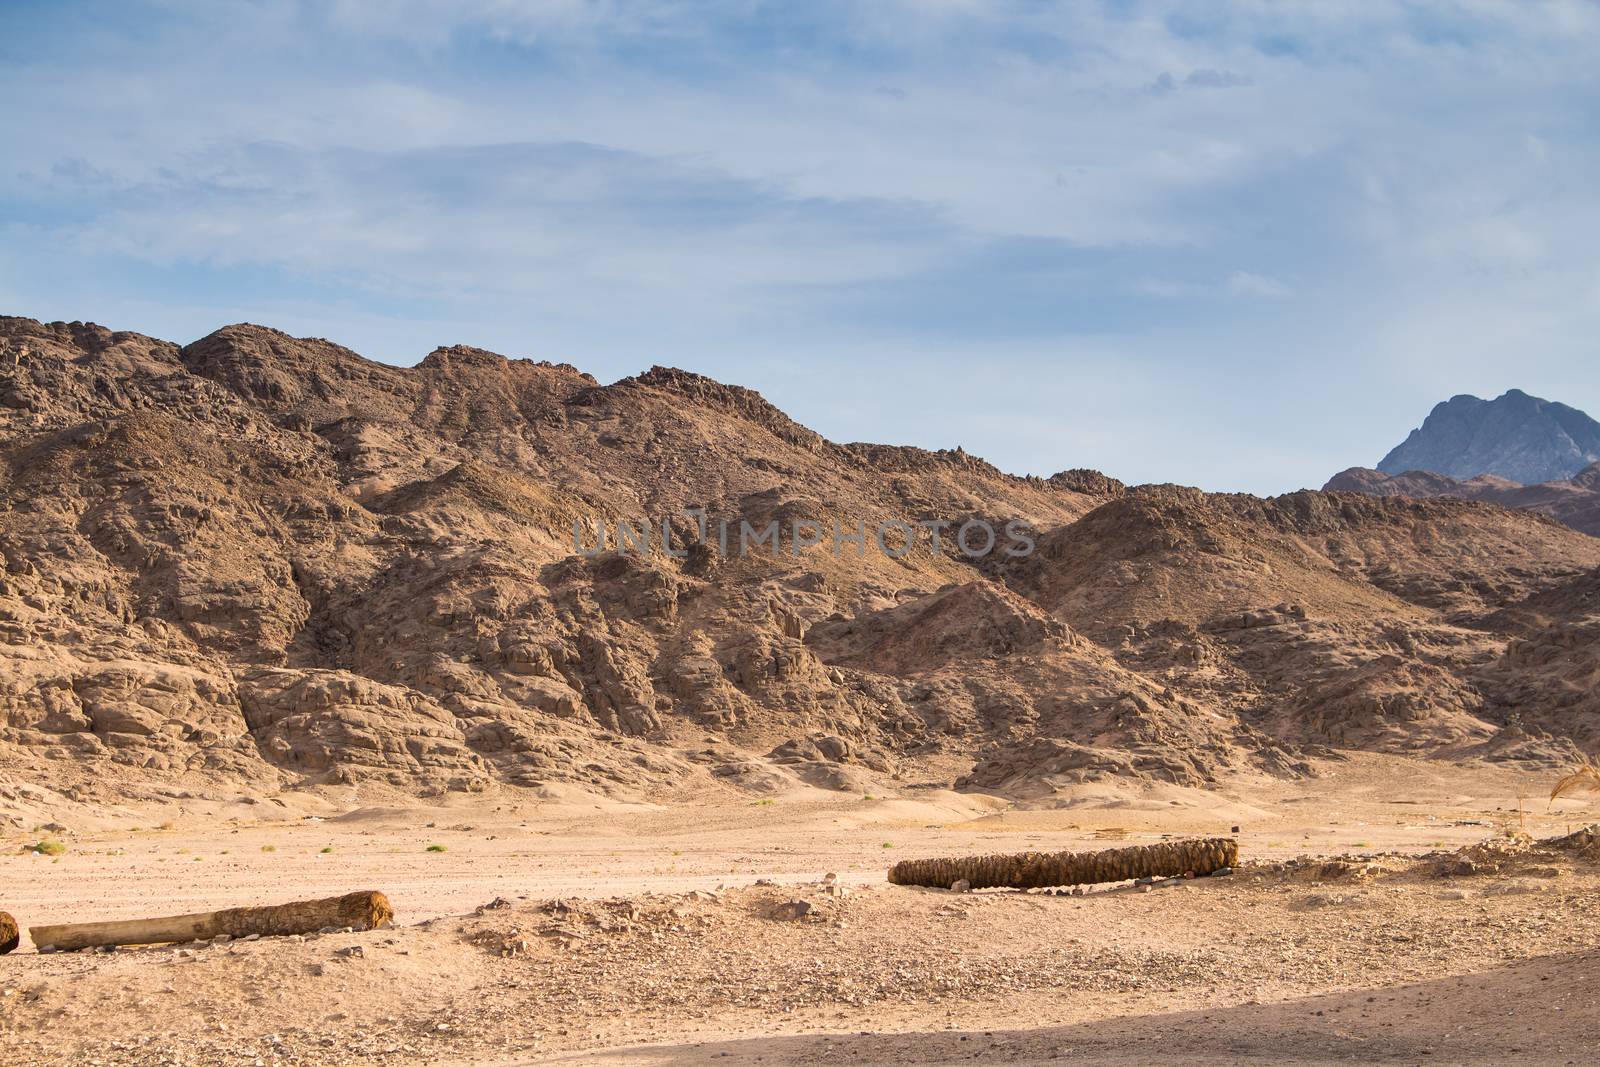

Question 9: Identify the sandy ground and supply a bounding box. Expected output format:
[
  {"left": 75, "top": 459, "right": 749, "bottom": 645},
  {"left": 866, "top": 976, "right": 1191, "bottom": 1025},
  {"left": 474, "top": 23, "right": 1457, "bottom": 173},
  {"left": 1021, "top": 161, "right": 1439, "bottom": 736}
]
[{"left": 2, "top": 753, "right": 1598, "bottom": 1066}]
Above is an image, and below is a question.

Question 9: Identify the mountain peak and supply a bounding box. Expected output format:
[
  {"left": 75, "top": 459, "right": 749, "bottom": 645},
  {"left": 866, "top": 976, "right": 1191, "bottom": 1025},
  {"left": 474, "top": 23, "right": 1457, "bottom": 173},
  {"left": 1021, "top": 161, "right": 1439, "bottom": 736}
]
[{"left": 1377, "top": 389, "right": 1600, "bottom": 485}]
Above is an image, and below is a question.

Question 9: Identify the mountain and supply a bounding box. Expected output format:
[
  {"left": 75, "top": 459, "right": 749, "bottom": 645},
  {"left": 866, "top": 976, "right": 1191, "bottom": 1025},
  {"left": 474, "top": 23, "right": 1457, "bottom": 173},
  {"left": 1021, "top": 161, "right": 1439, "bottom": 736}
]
[
  {"left": 1325, "top": 464, "right": 1600, "bottom": 538},
  {"left": 1377, "top": 389, "right": 1600, "bottom": 485},
  {"left": 4, "top": 315, "right": 1600, "bottom": 816}
]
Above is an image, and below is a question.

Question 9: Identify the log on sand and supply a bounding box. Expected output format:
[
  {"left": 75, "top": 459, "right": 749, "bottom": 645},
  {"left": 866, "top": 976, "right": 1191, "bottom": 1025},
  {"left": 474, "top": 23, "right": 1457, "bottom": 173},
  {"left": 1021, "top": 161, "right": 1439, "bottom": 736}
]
[
  {"left": 0, "top": 911, "right": 17, "bottom": 954},
  {"left": 888, "top": 837, "right": 1238, "bottom": 890},
  {"left": 29, "top": 891, "right": 392, "bottom": 952}
]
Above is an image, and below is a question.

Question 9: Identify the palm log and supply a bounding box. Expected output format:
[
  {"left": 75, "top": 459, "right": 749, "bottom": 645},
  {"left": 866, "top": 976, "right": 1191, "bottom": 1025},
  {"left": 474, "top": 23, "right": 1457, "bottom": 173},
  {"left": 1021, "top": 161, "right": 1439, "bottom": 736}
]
[
  {"left": 888, "top": 837, "right": 1237, "bottom": 890},
  {"left": 29, "top": 890, "right": 392, "bottom": 952},
  {"left": 0, "top": 911, "right": 17, "bottom": 954}
]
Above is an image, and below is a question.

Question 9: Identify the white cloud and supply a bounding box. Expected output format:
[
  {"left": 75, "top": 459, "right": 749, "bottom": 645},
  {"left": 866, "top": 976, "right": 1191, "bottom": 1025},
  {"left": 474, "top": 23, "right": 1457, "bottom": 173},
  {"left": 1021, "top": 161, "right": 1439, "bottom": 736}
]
[
  {"left": 4, "top": 1, "right": 1600, "bottom": 492},
  {"left": 1226, "top": 271, "right": 1291, "bottom": 298}
]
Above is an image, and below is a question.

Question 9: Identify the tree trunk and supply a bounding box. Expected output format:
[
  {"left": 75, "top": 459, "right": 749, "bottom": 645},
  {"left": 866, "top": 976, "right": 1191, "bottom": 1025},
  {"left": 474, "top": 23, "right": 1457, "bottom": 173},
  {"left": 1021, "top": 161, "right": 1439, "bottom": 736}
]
[
  {"left": 888, "top": 838, "right": 1237, "bottom": 890},
  {"left": 29, "top": 890, "right": 392, "bottom": 952}
]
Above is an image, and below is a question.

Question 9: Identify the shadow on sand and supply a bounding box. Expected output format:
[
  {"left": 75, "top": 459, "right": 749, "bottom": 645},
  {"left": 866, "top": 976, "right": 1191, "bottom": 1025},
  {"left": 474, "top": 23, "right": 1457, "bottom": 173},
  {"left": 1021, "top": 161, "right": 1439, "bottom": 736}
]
[{"left": 527, "top": 949, "right": 1596, "bottom": 1066}]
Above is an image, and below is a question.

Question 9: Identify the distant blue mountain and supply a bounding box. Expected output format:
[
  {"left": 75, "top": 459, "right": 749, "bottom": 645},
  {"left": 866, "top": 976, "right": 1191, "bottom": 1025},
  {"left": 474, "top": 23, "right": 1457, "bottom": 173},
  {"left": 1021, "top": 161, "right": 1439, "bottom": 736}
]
[{"left": 1377, "top": 389, "right": 1600, "bottom": 485}]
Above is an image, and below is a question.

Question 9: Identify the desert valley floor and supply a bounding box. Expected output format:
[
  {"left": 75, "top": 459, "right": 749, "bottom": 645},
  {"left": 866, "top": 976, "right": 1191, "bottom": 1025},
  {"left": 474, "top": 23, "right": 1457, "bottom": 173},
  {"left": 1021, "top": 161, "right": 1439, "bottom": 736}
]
[{"left": 4, "top": 754, "right": 1599, "bottom": 1067}]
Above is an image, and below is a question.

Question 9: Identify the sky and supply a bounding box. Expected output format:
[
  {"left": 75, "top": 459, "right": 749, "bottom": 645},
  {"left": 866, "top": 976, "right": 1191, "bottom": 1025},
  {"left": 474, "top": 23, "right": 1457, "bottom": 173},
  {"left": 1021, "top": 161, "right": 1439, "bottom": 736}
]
[{"left": 4, "top": 1, "right": 1600, "bottom": 494}]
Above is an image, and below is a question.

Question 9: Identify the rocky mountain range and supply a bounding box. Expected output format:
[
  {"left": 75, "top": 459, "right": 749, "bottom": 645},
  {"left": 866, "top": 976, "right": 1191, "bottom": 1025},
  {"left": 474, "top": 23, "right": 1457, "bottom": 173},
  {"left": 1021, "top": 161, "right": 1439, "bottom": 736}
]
[
  {"left": 1377, "top": 389, "right": 1600, "bottom": 485},
  {"left": 3, "top": 315, "right": 1600, "bottom": 813},
  {"left": 1328, "top": 389, "right": 1600, "bottom": 537},
  {"left": 1325, "top": 464, "right": 1600, "bottom": 538}
]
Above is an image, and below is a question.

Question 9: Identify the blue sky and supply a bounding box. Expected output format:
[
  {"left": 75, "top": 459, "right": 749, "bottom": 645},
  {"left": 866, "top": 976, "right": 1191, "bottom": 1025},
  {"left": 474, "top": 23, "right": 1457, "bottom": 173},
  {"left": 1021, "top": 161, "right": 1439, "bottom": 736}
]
[{"left": 4, "top": 1, "right": 1599, "bottom": 493}]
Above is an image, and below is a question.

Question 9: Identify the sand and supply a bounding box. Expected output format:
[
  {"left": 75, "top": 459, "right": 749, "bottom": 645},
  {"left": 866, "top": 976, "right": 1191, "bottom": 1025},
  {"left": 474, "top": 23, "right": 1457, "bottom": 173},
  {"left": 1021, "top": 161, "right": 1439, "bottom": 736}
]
[{"left": 2, "top": 753, "right": 1598, "bottom": 1066}]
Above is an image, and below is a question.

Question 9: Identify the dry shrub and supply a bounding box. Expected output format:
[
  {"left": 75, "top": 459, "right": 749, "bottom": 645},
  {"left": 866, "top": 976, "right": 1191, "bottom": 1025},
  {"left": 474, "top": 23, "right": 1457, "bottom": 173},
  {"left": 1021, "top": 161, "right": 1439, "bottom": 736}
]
[{"left": 1550, "top": 764, "right": 1600, "bottom": 806}]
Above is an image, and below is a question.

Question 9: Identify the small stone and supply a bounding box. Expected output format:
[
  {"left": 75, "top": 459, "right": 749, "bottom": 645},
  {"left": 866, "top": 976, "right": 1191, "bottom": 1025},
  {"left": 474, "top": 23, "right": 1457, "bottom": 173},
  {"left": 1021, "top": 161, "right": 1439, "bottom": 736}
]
[
  {"left": 949, "top": 879, "right": 971, "bottom": 893},
  {"left": 774, "top": 899, "right": 813, "bottom": 921},
  {"left": 334, "top": 945, "right": 364, "bottom": 959}
]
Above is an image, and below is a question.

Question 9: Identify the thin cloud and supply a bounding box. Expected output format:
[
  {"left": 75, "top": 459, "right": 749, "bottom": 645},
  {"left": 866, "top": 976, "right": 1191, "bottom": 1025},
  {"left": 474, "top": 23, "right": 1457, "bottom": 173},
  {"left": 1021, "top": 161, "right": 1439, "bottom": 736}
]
[{"left": 2, "top": 1, "right": 1599, "bottom": 493}]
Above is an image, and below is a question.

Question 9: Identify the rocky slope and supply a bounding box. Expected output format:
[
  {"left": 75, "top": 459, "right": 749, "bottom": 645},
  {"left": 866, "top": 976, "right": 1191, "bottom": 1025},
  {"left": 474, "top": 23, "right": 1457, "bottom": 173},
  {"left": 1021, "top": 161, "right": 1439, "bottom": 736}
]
[
  {"left": 1325, "top": 464, "right": 1600, "bottom": 537},
  {"left": 3, "top": 316, "right": 1599, "bottom": 811},
  {"left": 1376, "top": 389, "right": 1600, "bottom": 484}
]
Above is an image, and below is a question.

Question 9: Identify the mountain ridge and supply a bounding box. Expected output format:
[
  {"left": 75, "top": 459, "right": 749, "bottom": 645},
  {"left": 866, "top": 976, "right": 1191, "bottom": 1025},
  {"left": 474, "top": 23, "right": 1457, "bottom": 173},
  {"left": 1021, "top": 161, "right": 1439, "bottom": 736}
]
[
  {"left": 1326, "top": 461, "right": 1600, "bottom": 538},
  {"left": 4, "top": 314, "right": 1600, "bottom": 816}
]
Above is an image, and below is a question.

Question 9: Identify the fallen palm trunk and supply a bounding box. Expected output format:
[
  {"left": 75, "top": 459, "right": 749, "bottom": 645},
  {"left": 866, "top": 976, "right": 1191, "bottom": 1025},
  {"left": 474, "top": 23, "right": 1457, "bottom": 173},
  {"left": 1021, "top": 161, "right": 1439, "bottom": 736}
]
[
  {"left": 29, "top": 890, "right": 392, "bottom": 952},
  {"left": 0, "top": 911, "right": 17, "bottom": 954},
  {"left": 888, "top": 837, "right": 1238, "bottom": 890}
]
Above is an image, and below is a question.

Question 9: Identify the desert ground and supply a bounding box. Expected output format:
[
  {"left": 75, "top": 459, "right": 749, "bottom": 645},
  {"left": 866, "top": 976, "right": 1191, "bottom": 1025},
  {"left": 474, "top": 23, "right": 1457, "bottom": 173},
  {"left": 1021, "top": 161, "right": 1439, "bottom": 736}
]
[{"left": 4, "top": 754, "right": 1598, "bottom": 1067}]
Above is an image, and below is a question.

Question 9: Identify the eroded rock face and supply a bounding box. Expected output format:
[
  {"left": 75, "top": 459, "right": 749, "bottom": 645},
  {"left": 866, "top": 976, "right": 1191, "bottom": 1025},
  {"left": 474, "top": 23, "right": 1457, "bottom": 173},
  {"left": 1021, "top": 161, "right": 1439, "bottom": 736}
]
[
  {"left": 3, "top": 315, "right": 1600, "bottom": 806},
  {"left": 239, "top": 669, "right": 485, "bottom": 788}
]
